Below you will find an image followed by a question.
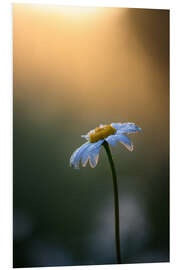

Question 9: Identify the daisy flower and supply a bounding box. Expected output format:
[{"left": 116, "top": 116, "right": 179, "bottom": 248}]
[
  {"left": 70, "top": 122, "right": 141, "bottom": 264},
  {"left": 70, "top": 122, "right": 141, "bottom": 169}
]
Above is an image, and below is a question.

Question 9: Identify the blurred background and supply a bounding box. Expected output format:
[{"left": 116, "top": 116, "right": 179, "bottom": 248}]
[{"left": 13, "top": 4, "right": 169, "bottom": 267}]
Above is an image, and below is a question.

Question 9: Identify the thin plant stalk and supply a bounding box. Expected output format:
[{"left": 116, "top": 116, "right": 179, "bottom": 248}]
[{"left": 102, "top": 141, "right": 121, "bottom": 264}]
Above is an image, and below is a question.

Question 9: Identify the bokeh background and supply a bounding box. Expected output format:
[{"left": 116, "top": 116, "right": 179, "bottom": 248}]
[{"left": 13, "top": 4, "right": 169, "bottom": 268}]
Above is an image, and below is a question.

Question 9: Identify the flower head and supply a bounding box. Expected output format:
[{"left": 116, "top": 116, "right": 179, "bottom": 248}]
[{"left": 70, "top": 122, "right": 141, "bottom": 169}]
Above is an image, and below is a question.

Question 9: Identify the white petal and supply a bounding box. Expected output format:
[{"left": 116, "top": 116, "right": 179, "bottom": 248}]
[
  {"left": 70, "top": 142, "right": 91, "bottom": 169},
  {"left": 81, "top": 152, "right": 89, "bottom": 167},
  {"left": 81, "top": 140, "right": 103, "bottom": 168},
  {"left": 81, "top": 134, "right": 89, "bottom": 140},
  {"left": 89, "top": 152, "right": 99, "bottom": 168},
  {"left": 105, "top": 135, "right": 119, "bottom": 146},
  {"left": 106, "top": 134, "right": 133, "bottom": 151},
  {"left": 111, "top": 122, "right": 141, "bottom": 134}
]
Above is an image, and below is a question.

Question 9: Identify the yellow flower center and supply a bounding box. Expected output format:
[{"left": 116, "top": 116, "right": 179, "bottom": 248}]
[{"left": 89, "top": 125, "right": 116, "bottom": 143}]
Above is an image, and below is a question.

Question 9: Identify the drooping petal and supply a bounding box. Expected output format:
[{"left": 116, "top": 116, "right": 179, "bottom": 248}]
[
  {"left": 81, "top": 140, "right": 104, "bottom": 168},
  {"left": 105, "top": 135, "right": 120, "bottom": 146},
  {"left": 106, "top": 134, "right": 133, "bottom": 151},
  {"left": 70, "top": 142, "right": 91, "bottom": 169},
  {"left": 81, "top": 153, "right": 89, "bottom": 167},
  {"left": 111, "top": 122, "right": 141, "bottom": 134},
  {"left": 89, "top": 152, "right": 100, "bottom": 168}
]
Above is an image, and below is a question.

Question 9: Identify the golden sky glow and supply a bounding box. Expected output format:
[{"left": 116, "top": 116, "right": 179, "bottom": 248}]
[{"left": 13, "top": 4, "right": 169, "bottom": 154}]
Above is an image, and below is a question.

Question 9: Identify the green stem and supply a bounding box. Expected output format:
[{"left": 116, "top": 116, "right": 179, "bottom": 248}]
[{"left": 102, "top": 141, "right": 121, "bottom": 264}]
